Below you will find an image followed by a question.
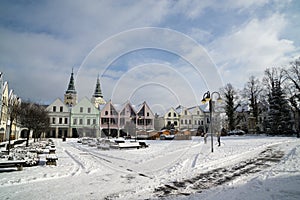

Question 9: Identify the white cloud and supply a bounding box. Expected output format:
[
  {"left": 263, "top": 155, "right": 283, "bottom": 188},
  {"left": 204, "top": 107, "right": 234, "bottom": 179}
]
[
  {"left": 0, "top": 0, "right": 299, "bottom": 113},
  {"left": 0, "top": 1, "right": 171, "bottom": 104},
  {"left": 209, "top": 13, "right": 296, "bottom": 87}
]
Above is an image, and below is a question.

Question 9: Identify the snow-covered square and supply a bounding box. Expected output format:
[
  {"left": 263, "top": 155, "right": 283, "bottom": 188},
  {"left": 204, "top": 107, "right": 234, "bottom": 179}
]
[{"left": 0, "top": 135, "right": 299, "bottom": 200}]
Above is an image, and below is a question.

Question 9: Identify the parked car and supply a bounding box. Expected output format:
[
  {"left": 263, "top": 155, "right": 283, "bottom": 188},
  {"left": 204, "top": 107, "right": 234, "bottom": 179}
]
[
  {"left": 160, "top": 134, "right": 175, "bottom": 140},
  {"left": 228, "top": 129, "right": 245, "bottom": 135}
]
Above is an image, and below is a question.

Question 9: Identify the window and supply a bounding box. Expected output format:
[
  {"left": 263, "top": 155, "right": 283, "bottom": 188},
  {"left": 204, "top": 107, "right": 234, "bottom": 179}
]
[
  {"left": 185, "top": 119, "right": 187, "bottom": 124},
  {"left": 195, "top": 120, "right": 197, "bottom": 125},
  {"left": 184, "top": 110, "right": 187, "bottom": 115},
  {"left": 93, "top": 119, "right": 96, "bottom": 125},
  {"left": 181, "top": 120, "right": 183, "bottom": 124},
  {"left": 147, "top": 112, "right": 150, "bottom": 117},
  {"left": 80, "top": 107, "right": 83, "bottom": 113},
  {"left": 53, "top": 106, "right": 56, "bottom": 112},
  {"left": 201, "top": 120, "right": 204, "bottom": 125},
  {"left": 105, "top": 111, "right": 108, "bottom": 115},
  {"left": 60, "top": 106, "right": 63, "bottom": 112},
  {"left": 101, "top": 118, "right": 109, "bottom": 124},
  {"left": 168, "top": 112, "right": 171, "bottom": 117},
  {"left": 73, "top": 119, "right": 77, "bottom": 125},
  {"left": 52, "top": 118, "right": 56, "bottom": 124},
  {"left": 197, "top": 111, "right": 200, "bottom": 115},
  {"left": 120, "top": 118, "right": 125, "bottom": 125},
  {"left": 59, "top": 118, "right": 63, "bottom": 124},
  {"left": 167, "top": 121, "right": 171, "bottom": 125},
  {"left": 65, "top": 118, "right": 68, "bottom": 124},
  {"left": 174, "top": 121, "right": 178, "bottom": 126},
  {"left": 79, "top": 119, "right": 83, "bottom": 125},
  {"left": 174, "top": 113, "right": 177, "bottom": 117},
  {"left": 87, "top": 119, "right": 91, "bottom": 125},
  {"left": 88, "top": 108, "right": 91, "bottom": 113},
  {"left": 189, "top": 120, "right": 191, "bottom": 124}
]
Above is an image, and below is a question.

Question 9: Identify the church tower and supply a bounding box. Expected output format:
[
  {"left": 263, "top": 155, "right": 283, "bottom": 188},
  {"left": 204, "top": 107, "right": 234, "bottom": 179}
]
[
  {"left": 64, "top": 69, "right": 77, "bottom": 106},
  {"left": 91, "top": 75, "right": 106, "bottom": 108}
]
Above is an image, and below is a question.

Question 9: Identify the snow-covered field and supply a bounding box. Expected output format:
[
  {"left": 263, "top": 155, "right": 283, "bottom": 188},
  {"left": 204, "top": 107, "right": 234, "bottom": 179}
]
[{"left": 0, "top": 136, "right": 299, "bottom": 200}]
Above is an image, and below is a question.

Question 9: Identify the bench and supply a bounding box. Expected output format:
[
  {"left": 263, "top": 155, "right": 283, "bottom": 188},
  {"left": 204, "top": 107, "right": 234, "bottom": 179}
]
[
  {"left": 49, "top": 148, "right": 56, "bottom": 154},
  {"left": 46, "top": 154, "right": 58, "bottom": 166},
  {"left": 139, "top": 141, "right": 149, "bottom": 148},
  {"left": 118, "top": 142, "right": 141, "bottom": 149},
  {"left": 0, "top": 160, "right": 26, "bottom": 171}
]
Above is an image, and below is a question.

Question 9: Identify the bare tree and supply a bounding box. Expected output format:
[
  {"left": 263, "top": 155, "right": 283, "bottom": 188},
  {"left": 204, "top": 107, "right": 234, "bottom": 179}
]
[
  {"left": 7, "top": 94, "right": 21, "bottom": 154},
  {"left": 243, "top": 76, "right": 262, "bottom": 122},
  {"left": 19, "top": 102, "right": 50, "bottom": 146},
  {"left": 284, "top": 58, "right": 300, "bottom": 134}
]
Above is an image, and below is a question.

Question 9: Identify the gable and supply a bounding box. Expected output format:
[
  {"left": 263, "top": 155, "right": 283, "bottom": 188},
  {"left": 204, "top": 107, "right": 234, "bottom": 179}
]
[
  {"left": 46, "top": 98, "right": 69, "bottom": 112},
  {"left": 164, "top": 107, "right": 179, "bottom": 118},
  {"left": 100, "top": 100, "right": 119, "bottom": 116},
  {"left": 120, "top": 102, "right": 136, "bottom": 117},
  {"left": 72, "top": 97, "right": 99, "bottom": 114},
  {"left": 137, "top": 102, "right": 154, "bottom": 118}
]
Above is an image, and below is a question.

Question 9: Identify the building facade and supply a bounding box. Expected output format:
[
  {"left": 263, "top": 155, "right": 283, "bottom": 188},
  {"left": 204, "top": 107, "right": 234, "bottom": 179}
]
[
  {"left": 71, "top": 97, "right": 100, "bottom": 138},
  {"left": 46, "top": 98, "right": 70, "bottom": 138},
  {"left": 0, "top": 73, "right": 22, "bottom": 142}
]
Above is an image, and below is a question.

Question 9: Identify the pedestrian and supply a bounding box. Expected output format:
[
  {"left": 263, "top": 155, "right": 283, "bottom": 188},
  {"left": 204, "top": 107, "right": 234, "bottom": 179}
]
[
  {"left": 217, "top": 132, "right": 221, "bottom": 146},
  {"left": 204, "top": 133, "right": 208, "bottom": 144}
]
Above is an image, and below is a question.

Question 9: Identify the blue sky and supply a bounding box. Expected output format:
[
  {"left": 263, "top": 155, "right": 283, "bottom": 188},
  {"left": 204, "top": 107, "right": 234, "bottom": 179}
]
[{"left": 0, "top": 0, "right": 299, "bottom": 114}]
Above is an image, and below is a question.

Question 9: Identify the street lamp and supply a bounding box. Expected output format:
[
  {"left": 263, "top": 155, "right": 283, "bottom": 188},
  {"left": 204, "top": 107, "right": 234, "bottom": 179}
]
[
  {"left": 107, "top": 117, "right": 110, "bottom": 139},
  {"left": 201, "top": 91, "right": 222, "bottom": 153}
]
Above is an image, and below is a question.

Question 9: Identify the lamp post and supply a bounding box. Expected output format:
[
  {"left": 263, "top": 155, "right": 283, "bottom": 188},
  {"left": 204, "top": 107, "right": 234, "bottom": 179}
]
[
  {"left": 137, "top": 116, "right": 142, "bottom": 141},
  {"left": 107, "top": 117, "right": 110, "bottom": 139},
  {"left": 201, "top": 91, "right": 222, "bottom": 153}
]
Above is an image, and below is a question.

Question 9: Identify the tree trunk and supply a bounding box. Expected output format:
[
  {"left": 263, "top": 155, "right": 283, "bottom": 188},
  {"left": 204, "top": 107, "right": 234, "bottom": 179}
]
[{"left": 26, "top": 129, "right": 31, "bottom": 147}]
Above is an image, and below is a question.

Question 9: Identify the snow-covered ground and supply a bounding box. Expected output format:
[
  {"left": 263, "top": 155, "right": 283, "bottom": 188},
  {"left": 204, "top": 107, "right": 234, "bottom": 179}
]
[{"left": 0, "top": 136, "right": 299, "bottom": 200}]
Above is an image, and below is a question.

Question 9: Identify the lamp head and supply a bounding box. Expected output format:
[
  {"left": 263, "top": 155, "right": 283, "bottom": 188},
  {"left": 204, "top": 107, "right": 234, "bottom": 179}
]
[{"left": 205, "top": 91, "right": 211, "bottom": 101}]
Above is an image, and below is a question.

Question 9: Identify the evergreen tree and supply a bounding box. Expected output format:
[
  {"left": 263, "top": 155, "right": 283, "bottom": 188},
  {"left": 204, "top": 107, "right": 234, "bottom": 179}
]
[
  {"left": 221, "top": 83, "right": 240, "bottom": 131},
  {"left": 264, "top": 68, "right": 293, "bottom": 135}
]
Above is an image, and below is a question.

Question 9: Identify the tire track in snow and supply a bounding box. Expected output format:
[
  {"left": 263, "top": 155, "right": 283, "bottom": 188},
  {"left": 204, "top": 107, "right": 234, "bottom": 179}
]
[
  {"left": 191, "top": 153, "right": 199, "bottom": 168},
  {"left": 64, "top": 149, "right": 86, "bottom": 176},
  {"left": 154, "top": 146, "right": 285, "bottom": 198}
]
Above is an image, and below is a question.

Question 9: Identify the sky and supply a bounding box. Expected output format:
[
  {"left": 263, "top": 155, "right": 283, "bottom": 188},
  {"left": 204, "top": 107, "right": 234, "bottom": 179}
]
[{"left": 0, "top": 0, "right": 299, "bottom": 114}]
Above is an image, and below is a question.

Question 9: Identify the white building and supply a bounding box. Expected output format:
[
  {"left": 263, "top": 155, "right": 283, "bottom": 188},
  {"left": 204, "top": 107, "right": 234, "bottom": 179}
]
[{"left": 46, "top": 98, "right": 70, "bottom": 138}]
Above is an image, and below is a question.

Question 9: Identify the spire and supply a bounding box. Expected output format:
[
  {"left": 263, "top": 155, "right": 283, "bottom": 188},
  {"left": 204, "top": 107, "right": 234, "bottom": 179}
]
[
  {"left": 66, "top": 68, "right": 77, "bottom": 94},
  {"left": 93, "top": 75, "right": 103, "bottom": 98}
]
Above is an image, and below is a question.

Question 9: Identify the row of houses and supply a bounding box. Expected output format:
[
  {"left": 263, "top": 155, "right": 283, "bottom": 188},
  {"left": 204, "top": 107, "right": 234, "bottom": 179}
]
[
  {"left": 0, "top": 72, "right": 22, "bottom": 142},
  {"left": 46, "top": 71, "right": 215, "bottom": 138},
  {"left": 0, "top": 70, "right": 219, "bottom": 141}
]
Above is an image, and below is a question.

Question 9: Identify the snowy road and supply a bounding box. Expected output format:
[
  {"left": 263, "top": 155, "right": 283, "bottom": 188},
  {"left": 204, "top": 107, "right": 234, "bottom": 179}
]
[{"left": 0, "top": 136, "right": 299, "bottom": 200}]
